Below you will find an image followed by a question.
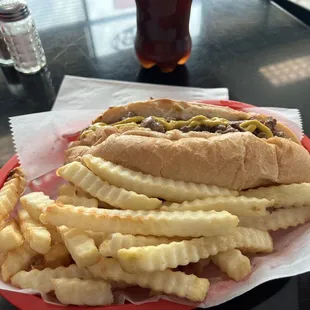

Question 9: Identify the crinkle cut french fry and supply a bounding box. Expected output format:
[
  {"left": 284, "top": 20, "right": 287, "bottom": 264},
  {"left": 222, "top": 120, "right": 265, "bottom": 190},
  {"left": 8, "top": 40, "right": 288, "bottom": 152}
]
[
  {"left": 52, "top": 278, "right": 113, "bottom": 306},
  {"left": 56, "top": 195, "right": 98, "bottom": 208},
  {"left": 161, "top": 196, "right": 272, "bottom": 217},
  {"left": 58, "top": 184, "right": 76, "bottom": 196},
  {"left": 99, "top": 233, "right": 173, "bottom": 258},
  {"left": 47, "top": 226, "right": 63, "bottom": 244},
  {"left": 44, "top": 243, "right": 72, "bottom": 269},
  {"left": 86, "top": 231, "right": 106, "bottom": 247},
  {"left": 59, "top": 226, "right": 100, "bottom": 267},
  {"left": 0, "top": 167, "right": 26, "bottom": 219},
  {"left": 18, "top": 208, "right": 51, "bottom": 254},
  {"left": 57, "top": 162, "right": 162, "bottom": 211},
  {"left": 211, "top": 249, "right": 251, "bottom": 281},
  {"left": 82, "top": 155, "right": 238, "bottom": 202},
  {"left": 117, "top": 227, "right": 272, "bottom": 273},
  {"left": 88, "top": 258, "right": 210, "bottom": 302},
  {"left": 242, "top": 183, "right": 310, "bottom": 208},
  {"left": 41, "top": 204, "right": 239, "bottom": 238},
  {"left": 0, "top": 253, "right": 6, "bottom": 267},
  {"left": 10, "top": 264, "right": 92, "bottom": 293},
  {"left": 59, "top": 183, "right": 93, "bottom": 199},
  {"left": 0, "top": 220, "right": 23, "bottom": 253},
  {"left": 75, "top": 186, "right": 93, "bottom": 199},
  {"left": 0, "top": 218, "right": 6, "bottom": 231},
  {"left": 9, "top": 167, "right": 26, "bottom": 190},
  {"left": 239, "top": 206, "right": 310, "bottom": 231},
  {"left": 5, "top": 167, "right": 26, "bottom": 193},
  {"left": 20, "top": 192, "right": 55, "bottom": 222},
  {"left": 1, "top": 243, "right": 37, "bottom": 282}
]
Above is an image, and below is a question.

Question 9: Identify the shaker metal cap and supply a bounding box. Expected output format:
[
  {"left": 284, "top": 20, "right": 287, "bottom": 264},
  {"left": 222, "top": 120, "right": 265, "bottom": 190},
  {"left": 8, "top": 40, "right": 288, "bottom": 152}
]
[{"left": 0, "top": 0, "right": 29, "bottom": 22}]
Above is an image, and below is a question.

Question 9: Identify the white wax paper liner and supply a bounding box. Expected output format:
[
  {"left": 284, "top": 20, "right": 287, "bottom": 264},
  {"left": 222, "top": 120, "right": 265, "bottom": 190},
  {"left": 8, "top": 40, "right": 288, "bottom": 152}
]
[
  {"left": 9, "top": 110, "right": 102, "bottom": 181},
  {"left": 52, "top": 76, "right": 229, "bottom": 111},
  {"left": 5, "top": 104, "right": 310, "bottom": 308}
]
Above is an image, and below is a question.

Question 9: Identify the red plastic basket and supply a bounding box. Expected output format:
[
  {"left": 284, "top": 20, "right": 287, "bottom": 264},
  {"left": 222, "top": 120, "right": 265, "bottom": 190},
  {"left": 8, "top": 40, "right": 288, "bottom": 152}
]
[{"left": 1, "top": 100, "right": 309, "bottom": 310}]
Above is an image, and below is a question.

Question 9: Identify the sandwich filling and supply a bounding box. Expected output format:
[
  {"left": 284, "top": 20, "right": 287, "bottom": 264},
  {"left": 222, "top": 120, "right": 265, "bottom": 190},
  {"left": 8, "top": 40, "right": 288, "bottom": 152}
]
[{"left": 81, "top": 112, "right": 285, "bottom": 139}]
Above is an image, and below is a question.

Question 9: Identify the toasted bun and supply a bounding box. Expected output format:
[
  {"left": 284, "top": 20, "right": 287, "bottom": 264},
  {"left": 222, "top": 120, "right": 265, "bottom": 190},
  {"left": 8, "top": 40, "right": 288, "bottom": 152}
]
[
  {"left": 65, "top": 100, "right": 308, "bottom": 189},
  {"left": 87, "top": 131, "right": 310, "bottom": 190}
]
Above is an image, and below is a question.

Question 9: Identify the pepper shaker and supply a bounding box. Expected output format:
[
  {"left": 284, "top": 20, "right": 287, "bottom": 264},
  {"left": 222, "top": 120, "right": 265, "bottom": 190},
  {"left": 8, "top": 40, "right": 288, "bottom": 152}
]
[{"left": 0, "top": 0, "right": 47, "bottom": 73}]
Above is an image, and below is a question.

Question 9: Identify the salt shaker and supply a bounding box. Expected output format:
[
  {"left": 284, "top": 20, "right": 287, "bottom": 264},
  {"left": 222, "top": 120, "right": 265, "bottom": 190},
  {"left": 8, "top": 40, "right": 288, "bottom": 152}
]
[
  {"left": 0, "top": 32, "right": 13, "bottom": 65},
  {"left": 0, "top": 0, "right": 47, "bottom": 73}
]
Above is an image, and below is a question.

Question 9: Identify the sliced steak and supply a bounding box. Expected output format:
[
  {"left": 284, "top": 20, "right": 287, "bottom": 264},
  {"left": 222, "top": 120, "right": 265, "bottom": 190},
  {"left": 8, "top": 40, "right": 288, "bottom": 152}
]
[
  {"left": 141, "top": 116, "right": 165, "bottom": 133},
  {"left": 121, "top": 111, "right": 136, "bottom": 120}
]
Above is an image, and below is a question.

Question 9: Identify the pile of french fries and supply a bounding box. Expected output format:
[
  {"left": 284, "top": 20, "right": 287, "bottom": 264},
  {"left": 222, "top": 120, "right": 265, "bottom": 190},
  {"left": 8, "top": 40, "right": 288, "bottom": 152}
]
[{"left": 1, "top": 156, "right": 310, "bottom": 306}]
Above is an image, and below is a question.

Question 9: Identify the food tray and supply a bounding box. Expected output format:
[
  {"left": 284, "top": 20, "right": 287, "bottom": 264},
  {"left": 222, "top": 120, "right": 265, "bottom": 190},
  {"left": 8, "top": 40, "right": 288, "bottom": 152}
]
[{"left": 1, "top": 100, "right": 309, "bottom": 309}]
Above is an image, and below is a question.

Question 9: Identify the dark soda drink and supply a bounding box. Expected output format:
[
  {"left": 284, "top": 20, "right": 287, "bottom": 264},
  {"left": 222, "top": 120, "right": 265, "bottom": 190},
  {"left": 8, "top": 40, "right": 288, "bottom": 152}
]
[{"left": 135, "top": 0, "right": 192, "bottom": 73}]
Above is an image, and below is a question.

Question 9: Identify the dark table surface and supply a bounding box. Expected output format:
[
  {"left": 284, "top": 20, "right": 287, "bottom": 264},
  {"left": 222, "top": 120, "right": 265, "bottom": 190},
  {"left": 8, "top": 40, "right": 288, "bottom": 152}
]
[{"left": 1, "top": 0, "right": 310, "bottom": 309}]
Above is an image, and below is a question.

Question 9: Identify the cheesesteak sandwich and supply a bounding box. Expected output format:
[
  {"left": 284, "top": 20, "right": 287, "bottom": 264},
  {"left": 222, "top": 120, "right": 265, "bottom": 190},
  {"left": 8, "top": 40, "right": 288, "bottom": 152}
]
[{"left": 65, "top": 99, "right": 310, "bottom": 190}]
